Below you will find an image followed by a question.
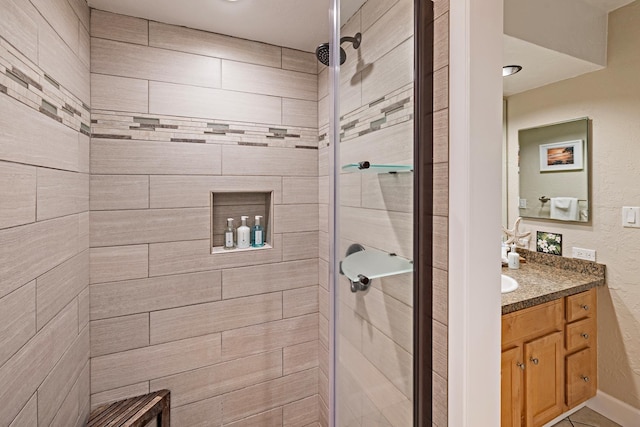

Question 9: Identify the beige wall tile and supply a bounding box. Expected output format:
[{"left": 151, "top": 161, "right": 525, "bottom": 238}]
[
  {"left": 434, "top": 66, "right": 448, "bottom": 112},
  {"left": 222, "top": 259, "right": 318, "bottom": 299},
  {"left": 149, "top": 21, "right": 281, "bottom": 68},
  {"left": 77, "top": 211, "right": 89, "bottom": 251},
  {"left": 0, "top": 281, "right": 35, "bottom": 367},
  {"left": 90, "top": 175, "right": 149, "bottom": 211},
  {"left": 362, "top": 324, "right": 412, "bottom": 398},
  {"left": 0, "top": 215, "right": 79, "bottom": 299},
  {"left": 90, "top": 270, "right": 221, "bottom": 320},
  {"left": 318, "top": 311, "right": 328, "bottom": 349},
  {"left": 49, "top": 360, "right": 87, "bottom": 427},
  {"left": 0, "top": 301, "right": 77, "bottom": 426},
  {"left": 222, "top": 60, "right": 317, "bottom": 101},
  {"left": 433, "top": 320, "right": 448, "bottom": 380},
  {"left": 433, "top": 109, "right": 449, "bottom": 163},
  {"left": 318, "top": 67, "right": 329, "bottom": 100},
  {"left": 149, "top": 175, "right": 282, "bottom": 208},
  {"left": 90, "top": 382, "right": 149, "bottom": 409},
  {"left": 433, "top": 162, "right": 449, "bottom": 216},
  {"left": 90, "top": 207, "right": 209, "bottom": 247},
  {"left": 91, "top": 74, "right": 149, "bottom": 113},
  {"left": 91, "top": 138, "right": 221, "bottom": 175},
  {"left": 91, "top": 333, "right": 221, "bottom": 394},
  {"left": 284, "top": 286, "right": 319, "bottom": 318},
  {"left": 79, "top": 24, "right": 90, "bottom": 67},
  {"left": 222, "top": 314, "right": 318, "bottom": 360},
  {"left": 0, "top": 0, "right": 38, "bottom": 62},
  {"left": 67, "top": 0, "right": 89, "bottom": 30},
  {"left": 371, "top": 273, "right": 413, "bottom": 307},
  {"left": 274, "top": 204, "right": 319, "bottom": 233},
  {"left": 90, "top": 245, "right": 149, "bottom": 284},
  {"left": 282, "top": 177, "right": 319, "bottom": 204},
  {"left": 9, "top": 393, "right": 37, "bottom": 427},
  {"left": 282, "top": 48, "right": 317, "bottom": 74},
  {"left": 226, "top": 408, "right": 282, "bottom": 427},
  {"left": 283, "top": 395, "right": 319, "bottom": 426},
  {"left": 318, "top": 94, "right": 329, "bottom": 128},
  {"left": 91, "top": 38, "right": 221, "bottom": 88},
  {"left": 149, "top": 80, "right": 282, "bottom": 124},
  {"left": 341, "top": 120, "right": 413, "bottom": 167},
  {"left": 433, "top": 268, "right": 448, "bottom": 325},
  {"left": 341, "top": 206, "right": 412, "bottom": 258},
  {"left": 90, "top": 314, "right": 150, "bottom": 357},
  {"left": 0, "top": 161, "right": 36, "bottom": 229},
  {"left": 78, "top": 287, "right": 89, "bottom": 331},
  {"left": 36, "top": 250, "right": 89, "bottom": 330},
  {"left": 78, "top": 134, "right": 90, "bottom": 174},
  {"left": 150, "top": 350, "right": 282, "bottom": 408},
  {"left": 434, "top": 0, "right": 449, "bottom": 18},
  {"left": 361, "top": 0, "right": 399, "bottom": 31},
  {"left": 150, "top": 292, "right": 282, "bottom": 345},
  {"left": 32, "top": 0, "right": 79, "bottom": 52},
  {"left": 361, "top": 38, "right": 413, "bottom": 105},
  {"left": 361, "top": 0, "right": 412, "bottom": 65},
  {"left": 36, "top": 168, "right": 88, "bottom": 221},
  {"left": 283, "top": 98, "right": 319, "bottom": 128},
  {"left": 433, "top": 216, "right": 448, "bottom": 271},
  {"left": 37, "top": 327, "right": 89, "bottom": 426},
  {"left": 434, "top": 12, "right": 449, "bottom": 71},
  {"left": 282, "top": 232, "right": 319, "bottom": 262},
  {"left": 91, "top": 10, "right": 148, "bottom": 45},
  {"left": 172, "top": 395, "right": 222, "bottom": 427},
  {"left": 39, "top": 22, "right": 90, "bottom": 104},
  {"left": 222, "top": 145, "right": 317, "bottom": 177},
  {"left": 148, "top": 236, "right": 283, "bottom": 277},
  {"left": 222, "top": 369, "right": 318, "bottom": 423},
  {"left": 361, "top": 172, "right": 413, "bottom": 213},
  {"left": 283, "top": 341, "right": 319, "bottom": 376},
  {"left": 0, "top": 95, "right": 79, "bottom": 172},
  {"left": 433, "top": 372, "right": 447, "bottom": 426}
]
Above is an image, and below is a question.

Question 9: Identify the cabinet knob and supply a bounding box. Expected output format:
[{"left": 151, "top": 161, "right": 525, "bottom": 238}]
[
  {"left": 581, "top": 304, "right": 589, "bottom": 311},
  {"left": 530, "top": 357, "right": 539, "bottom": 365},
  {"left": 581, "top": 333, "right": 590, "bottom": 339},
  {"left": 516, "top": 362, "right": 525, "bottom": 371},
  {"left": 581, "top": 375, "right": 590, "bottom": 383}
]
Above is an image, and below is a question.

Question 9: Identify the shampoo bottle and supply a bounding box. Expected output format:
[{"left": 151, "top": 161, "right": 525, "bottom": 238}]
[
  {"left": 508, "top": 243, "right": 520, "bottom": 269},
  {"left": 224, "top": 218, "right": 235, "bottom": 250},
  {"left": 237, "top": 216, "right": 250, "bottom": 249},
  {"left": 251, "top": 215, "right": 264, "bottom": 248}
]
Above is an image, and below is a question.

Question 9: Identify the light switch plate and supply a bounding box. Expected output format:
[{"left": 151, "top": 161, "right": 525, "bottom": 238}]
[
  {"left": 572, "top": 247, "right": 596, "bottom": 262},
  {"left": 519, "top": 198, "right": 527, "bottom": 209},
  {"left": 622, "top": 206, "right": 640, "bottom": 228}
]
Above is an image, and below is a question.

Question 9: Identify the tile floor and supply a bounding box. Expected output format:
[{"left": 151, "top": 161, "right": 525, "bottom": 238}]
[{"left": 552, "top": 407, "right": 622, "bottom": 427}]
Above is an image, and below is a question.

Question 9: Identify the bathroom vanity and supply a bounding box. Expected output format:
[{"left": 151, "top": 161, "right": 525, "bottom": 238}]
[{"left": 500, "top": 254, "right": 605, "bottom": 427}]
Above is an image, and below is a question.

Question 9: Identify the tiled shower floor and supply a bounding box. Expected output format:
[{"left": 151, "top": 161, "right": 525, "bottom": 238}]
[{"left": 551, "top": 407, "right": 622, "bottom": 427}]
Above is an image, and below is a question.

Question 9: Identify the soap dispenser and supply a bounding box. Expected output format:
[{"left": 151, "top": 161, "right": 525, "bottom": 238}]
[
  {"left": 508, "top": 243, "right": 520, "bottom": 269},
  {"left": 237, "top": 216, "right": 251, "bottom": 249},
  {"left": 251, "top": 215, "right": 264, "bottom": 248},
  {"left": 224, "top": 218, "right": 235, "bottom": 250}
]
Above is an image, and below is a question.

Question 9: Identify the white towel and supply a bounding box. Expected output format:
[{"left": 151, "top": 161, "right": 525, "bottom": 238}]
[{"left": 550, "top": 197, "right": 579, "bottom": 221}]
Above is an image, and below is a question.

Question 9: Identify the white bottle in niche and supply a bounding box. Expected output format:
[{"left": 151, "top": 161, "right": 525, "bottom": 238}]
[
  {"left": 236, "top": 216, "right": 251, "bottom": 249},
  {"left": 508, "top": 243, "right": 520, "bottom": 269},
  {"left": 223, "top": 218, "right": 235, "bottom": 250}
]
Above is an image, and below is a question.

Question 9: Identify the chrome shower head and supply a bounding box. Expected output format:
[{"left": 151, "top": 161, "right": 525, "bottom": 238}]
[{"left": 315, "top": 32, "right": 362, "bottom": 66}]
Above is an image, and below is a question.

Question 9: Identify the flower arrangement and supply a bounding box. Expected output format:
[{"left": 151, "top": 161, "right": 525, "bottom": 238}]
[{"left": 536, "top": 231, "right": 562, "bottom": 256}]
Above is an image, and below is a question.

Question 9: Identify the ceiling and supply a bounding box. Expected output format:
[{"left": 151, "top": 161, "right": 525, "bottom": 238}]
[{"left": 87, "top": 0, "right": 367, "bottom": 53}]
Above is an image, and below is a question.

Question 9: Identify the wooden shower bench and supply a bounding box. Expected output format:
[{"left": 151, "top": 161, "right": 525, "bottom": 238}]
[{"left": 87, "top": 390, "right": 170, "bottom": 427}]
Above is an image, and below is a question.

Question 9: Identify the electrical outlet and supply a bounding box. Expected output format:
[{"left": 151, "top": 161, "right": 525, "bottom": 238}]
[
  {"left": 572, "top": 247, "right": 596, "bottom": 262},
  {"left": 519, "top": 199, "right": 527, "bottom": 209}
]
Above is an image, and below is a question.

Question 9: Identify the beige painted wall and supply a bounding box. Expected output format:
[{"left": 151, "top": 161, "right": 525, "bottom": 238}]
[
  {"left": 0, "top": 0, "right": 91, "bottom": 425},
  {"left": 507, "top": 0, "right": 640, "bottom": 410},
  {"left": 89, "top": 10, "right": 322, "bottom": 426}
]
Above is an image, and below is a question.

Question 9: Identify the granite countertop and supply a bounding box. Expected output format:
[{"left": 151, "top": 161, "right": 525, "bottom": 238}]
[{"left": 501, "top": 251, "right": 606, "bottom": 315}]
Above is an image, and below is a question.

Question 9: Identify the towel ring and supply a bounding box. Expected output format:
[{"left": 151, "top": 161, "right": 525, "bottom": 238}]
[{"left": 539, "top": 196, "right": 550, "bottom": 203}]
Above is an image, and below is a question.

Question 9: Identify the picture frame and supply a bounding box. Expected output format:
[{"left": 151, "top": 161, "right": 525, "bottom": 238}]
[
  {"left": 536, "top": 231, "right": 562, "bottom": 256},
  {"left": 539, "top": 139, "right": 583, "bottom": 172}
]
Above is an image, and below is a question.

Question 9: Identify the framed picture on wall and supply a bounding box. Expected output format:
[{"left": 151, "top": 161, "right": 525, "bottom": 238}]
[{"left": 539, "top": 140, "right": 583, "bottom": 172}]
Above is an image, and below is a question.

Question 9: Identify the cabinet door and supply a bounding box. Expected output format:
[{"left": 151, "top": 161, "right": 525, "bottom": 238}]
[
  {"left": 566, "top": 347, "right": 597, "bottom": 408},
  {"left": 524, "top": 331, "right": 564, "bottom": 427},
  {"left": 502, "top": 347, "right": 523, "bottom": 427}
]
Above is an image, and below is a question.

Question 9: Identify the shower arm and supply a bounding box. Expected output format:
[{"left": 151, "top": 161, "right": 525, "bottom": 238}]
[{"left": 340, "top": 33, "right": 362, "bottom": 49}]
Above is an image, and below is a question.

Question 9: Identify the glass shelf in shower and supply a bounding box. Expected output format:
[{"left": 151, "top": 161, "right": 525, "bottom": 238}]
[
  {"left": 341, "top": 162, "right": 413, "bottom": 174},
  {"left": 341, "top": 248, "right": 413, "bottom": 284}
]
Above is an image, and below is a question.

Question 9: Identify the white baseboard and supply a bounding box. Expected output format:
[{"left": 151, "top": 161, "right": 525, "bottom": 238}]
[
  {"left": 588, "top": 390, "right": 640, "bottom": 427},
  {"left": 541, "top": 403, "right": 587, "bottom": 427}
]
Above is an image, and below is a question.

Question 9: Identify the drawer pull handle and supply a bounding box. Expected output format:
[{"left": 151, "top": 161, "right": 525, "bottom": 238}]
[
  {"left": 581, "top": 375, "right": 590, "bottom": 383},
  {"left": 581, "top": 304, "right": 589, "bottom": 311},
  {"left": 530, "top": 357, "right": 539, "bottom": 365},
  {"left": 581, "top": 333, "right": 590, "bottom": 339},
  {"left": 516, "top": 362, "right": 525, "bottom": 371}
]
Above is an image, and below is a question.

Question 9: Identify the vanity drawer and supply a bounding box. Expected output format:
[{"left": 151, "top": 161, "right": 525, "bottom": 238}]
[
  {"left": 566, "top": 317, "right": 596, "bottom": 353},
  {"left": 566, "top": 289, "right": 596, "bottom": 322},
  {"left": 566, "top": 347, "right": 597, "bottom": 408},
  {"left": 502, "top": 299, "right": 563, "bottom": 348}
]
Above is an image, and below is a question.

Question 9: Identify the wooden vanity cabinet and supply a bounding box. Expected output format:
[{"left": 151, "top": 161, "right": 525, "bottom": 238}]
[{"left": 501, "top": 289, "right": 597, "bottom": 427}]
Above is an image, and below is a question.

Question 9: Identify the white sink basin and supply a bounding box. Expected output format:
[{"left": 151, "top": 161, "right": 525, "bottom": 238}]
[{"left": 501, "top": 274, "right": 519, "bottom": 293}]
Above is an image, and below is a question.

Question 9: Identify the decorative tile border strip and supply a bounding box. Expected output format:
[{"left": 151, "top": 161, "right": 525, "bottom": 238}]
[
  {"left": 91, "top": 110, "right": 319, "bottom": 149},
  {"left": 0, "top": 37, "right": 90, "bottom": 134}
]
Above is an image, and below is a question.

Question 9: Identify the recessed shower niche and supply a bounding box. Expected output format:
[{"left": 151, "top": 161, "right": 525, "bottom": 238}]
[{"left": 210, "top": 191, "right": 274, "bottom": 253}]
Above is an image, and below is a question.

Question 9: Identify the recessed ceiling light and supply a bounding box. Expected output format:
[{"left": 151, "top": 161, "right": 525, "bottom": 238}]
[{"left": 503, "top": 65, "right": 523, "bottom": 77}]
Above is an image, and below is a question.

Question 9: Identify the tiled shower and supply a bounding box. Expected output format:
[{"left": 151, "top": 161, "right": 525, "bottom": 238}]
[{"left": 0, "top": 0, "right": 449, "bottom": 425}]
